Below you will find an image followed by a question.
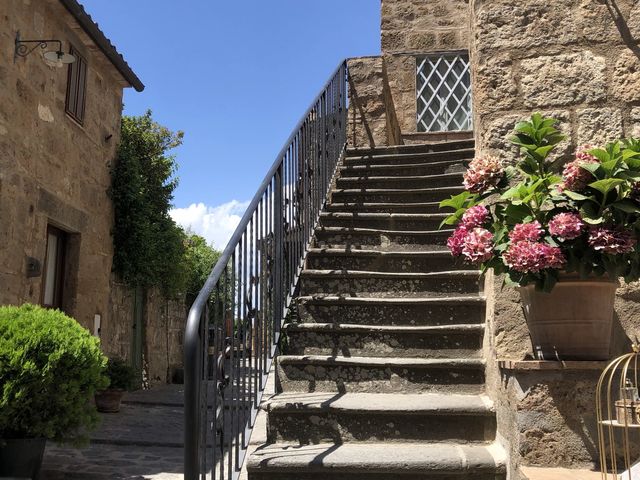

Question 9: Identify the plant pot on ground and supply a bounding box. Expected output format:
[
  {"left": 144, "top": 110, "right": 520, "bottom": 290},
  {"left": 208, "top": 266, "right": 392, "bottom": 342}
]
[
  {"left": 440, "top": 113, "right": 640, "bottom": 360},
  {"left": 95, "top": 357, "right": 138, "bottom": 413},
  {"left": 0, "top": 304, "right": 108, "bottom": 479}
]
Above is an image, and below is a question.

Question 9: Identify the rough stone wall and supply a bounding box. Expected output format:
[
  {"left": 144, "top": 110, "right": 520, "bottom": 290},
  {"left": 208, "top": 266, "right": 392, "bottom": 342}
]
[
  {"left": 106, "top": 278, "right": 186, "bottom": 386},
  {"left": 144, "top": 288, "right": 186, "bottom": 386},
  {"left": 380, "top": 0, "right": 471, "bottom": 139},
  {"left": 381, "top": 0, "right": 470, "bottom": 54},
  {"left": 347, "top": 57, "right": 391, "bottom": 149},
  {"left": 0, "top": 1, "right": 140, "bottom": 360}
]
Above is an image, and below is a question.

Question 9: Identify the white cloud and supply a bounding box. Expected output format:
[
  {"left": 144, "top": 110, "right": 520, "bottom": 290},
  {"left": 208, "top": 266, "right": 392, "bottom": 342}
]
[{"left": 170, "top": 200, "right": 250, "bottom": 249}]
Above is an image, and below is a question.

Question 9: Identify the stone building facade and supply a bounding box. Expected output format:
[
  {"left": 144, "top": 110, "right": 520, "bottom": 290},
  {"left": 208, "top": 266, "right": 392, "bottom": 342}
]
[
  {"left": 0, "top": 0, "right": 183, "bottom": 385},
  {"left": 347, "top": 0, "right": 640, "bottom": 476}
]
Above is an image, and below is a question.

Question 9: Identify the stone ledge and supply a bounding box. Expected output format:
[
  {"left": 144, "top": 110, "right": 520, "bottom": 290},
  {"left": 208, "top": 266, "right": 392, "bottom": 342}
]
[
  {"left": 520, "top": 466, "right": 602, "bottom": 479},
  {"left": 498, "top": 359, "right": 609, "bottom": 371}
]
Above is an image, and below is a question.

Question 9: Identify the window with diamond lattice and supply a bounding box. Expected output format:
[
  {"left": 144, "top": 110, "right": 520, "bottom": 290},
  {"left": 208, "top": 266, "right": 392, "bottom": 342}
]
[{"left": 417, "top": 54, "right": 472, "bottom": 132}]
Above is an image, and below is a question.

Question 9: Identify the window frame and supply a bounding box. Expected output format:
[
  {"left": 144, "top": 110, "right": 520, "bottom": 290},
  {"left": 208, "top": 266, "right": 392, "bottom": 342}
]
[
  {"left": 41, "top": 225, "right": 67, "bottom": 310},
  {"left": 65, "top": 45, "right": 87, "bottom": 125}
]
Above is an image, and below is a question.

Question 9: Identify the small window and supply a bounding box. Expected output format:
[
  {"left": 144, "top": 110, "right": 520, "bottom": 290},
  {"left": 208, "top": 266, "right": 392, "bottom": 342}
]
[
  {"left": 42, "top": 225, "right": 67, "bottom": 309},
  {"left": 65, "top": 46, "right": 87, "bottom": 124}
]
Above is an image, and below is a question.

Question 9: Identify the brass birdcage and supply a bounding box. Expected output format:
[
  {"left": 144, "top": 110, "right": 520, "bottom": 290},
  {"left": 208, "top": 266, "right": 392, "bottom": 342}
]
[{"left": 597, "top": 345, "right": 640, "bottom": 479}]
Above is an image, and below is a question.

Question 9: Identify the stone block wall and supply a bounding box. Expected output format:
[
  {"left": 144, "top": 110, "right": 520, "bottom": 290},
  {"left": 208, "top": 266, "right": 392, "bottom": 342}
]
[
  {"left": 471, "top": 0, "right": 640, "bottom": 161},
  {"left": 0, "top": 0, "right": 126, "bottom": 333},
  {"left": 106, "top": 277, "right": 186, "bottom": 387}
]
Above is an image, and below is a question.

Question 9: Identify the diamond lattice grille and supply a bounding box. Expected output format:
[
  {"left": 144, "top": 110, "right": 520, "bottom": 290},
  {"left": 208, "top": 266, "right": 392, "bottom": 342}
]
[{"left": 417, "top": 54, "right": 472, "bottom": 132}]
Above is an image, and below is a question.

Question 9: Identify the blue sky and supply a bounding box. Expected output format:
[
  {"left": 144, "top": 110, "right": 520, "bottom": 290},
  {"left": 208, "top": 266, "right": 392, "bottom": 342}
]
[{"left": 81, "top": 0, "right": 381, "bottom": 247}]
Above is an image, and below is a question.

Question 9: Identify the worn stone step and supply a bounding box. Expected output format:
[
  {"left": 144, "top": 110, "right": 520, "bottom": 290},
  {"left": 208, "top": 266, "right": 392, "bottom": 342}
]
[
  {"left": 336, "top": 172, "right": 463, "bottom": 190},
  {"left": 306, "top": 248, "right": 464, "bottom": 272},
  {"left": 326, "top": 201, "right": 442, "bottom": 214},
  {"left": 296, "top": 296, "right": 486, "bottom": 326},
  {"left": 331, "top": 186, "right": 463, "bottom": 204},
  {"left": 339, "top": 159, "right": 469, "bottom": 177},
  {"left": 343, "top": 145, "right": 475, "bottom": 166},
  {"left": 276, "top": 356, "right": 485, "bottom": 394},
  {"left": 299, "top": 270, "right": 481, "bottom": 297},
  {"left": 345, "top": 143, "right": 474, "bottom": 161},
  {"left": 283, "top": 323, "right": 484, "bottom": 358},
  {"left": 266, "top": 392, "right": 495, "bottom": 444},
  {"left": 247, "top": 442, "right": 505, "bottom": 480},
  {"left": 319, "top": 212, "right": 449, "bottom": 232},
  {"left": 313, "top": 226, "right": 451, "bottom": 251}
]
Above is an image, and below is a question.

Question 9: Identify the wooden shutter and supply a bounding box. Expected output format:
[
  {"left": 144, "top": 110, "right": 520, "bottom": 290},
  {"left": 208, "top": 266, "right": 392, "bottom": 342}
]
[{"left": 65, "top": 46, "right": 87, "bottom": 124}]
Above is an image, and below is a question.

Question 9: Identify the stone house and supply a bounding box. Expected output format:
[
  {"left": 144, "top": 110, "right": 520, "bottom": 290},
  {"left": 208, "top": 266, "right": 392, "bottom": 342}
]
[{"left": 0, "top": 0, "right": 183, "bottom": 385}]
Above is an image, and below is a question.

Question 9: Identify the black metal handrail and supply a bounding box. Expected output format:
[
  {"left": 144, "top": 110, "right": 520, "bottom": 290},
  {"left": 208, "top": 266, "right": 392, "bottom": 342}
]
[{"left": 184, "top": 60, "right": 348, "bottom": 480}]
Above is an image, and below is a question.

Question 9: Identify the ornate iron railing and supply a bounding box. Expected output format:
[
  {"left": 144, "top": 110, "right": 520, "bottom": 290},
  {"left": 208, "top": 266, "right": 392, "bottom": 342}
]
[
  {"left": 184, "top": 60, "right": 348, "bottom": 480},
  {"left": 417, "top": 52, "right": 472, "bottom": 132}
]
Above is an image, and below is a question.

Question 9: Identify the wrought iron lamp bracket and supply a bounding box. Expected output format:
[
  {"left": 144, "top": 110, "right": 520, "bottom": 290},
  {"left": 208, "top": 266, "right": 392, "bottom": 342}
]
[{"left": 14, "top": 31, "right": 63, "bottom": 62}]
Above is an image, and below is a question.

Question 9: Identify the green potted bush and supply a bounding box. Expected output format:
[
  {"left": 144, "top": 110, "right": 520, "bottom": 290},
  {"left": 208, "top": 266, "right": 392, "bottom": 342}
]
[
  {"left": 94, "top": 357, "right": 138, "bottom": 413},
  {"left": 0, "top": 304, "right": 108, "bottom": 479},
  {"left": 440, "top": 113, "right": 640, "bottom": 360}
]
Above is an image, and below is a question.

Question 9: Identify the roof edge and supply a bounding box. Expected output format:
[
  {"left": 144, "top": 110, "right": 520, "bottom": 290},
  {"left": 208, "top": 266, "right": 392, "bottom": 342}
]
[{"left": 59, "top": 0, "right": 144, "bottom": 92}]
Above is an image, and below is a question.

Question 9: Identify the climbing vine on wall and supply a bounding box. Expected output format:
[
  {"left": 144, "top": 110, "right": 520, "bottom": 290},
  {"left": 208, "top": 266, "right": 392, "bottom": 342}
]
[{"left": 110, "top": 110, "right": 186, "bottom": 296}]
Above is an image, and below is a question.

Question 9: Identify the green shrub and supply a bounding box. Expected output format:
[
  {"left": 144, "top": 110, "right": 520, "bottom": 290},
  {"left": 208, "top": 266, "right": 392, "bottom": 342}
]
[
  {"left": 0, "top": 304, "right": 108, "bottom": 443},
  {"left": 104, "top": 357, "right": 138, "bottom": 391}
]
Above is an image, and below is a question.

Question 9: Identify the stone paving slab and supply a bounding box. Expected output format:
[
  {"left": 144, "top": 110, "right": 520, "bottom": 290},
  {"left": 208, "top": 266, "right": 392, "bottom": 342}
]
[{"left": 42, "top": 444, "right": 184, "bottom": 480}]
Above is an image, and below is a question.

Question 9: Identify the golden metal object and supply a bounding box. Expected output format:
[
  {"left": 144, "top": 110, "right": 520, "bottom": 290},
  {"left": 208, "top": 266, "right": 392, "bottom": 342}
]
[{"left": 597, "top": 351, "right": 640, "bottom": 479}]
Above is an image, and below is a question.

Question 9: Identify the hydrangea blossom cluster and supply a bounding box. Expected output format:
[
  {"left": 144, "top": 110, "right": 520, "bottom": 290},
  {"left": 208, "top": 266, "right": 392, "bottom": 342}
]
[
  {"left": 560, "top": 145, "right": 599, "bottom": 191},
  {"left": 463, "top": 156, "right": 504, "bottom": 194},
  {"left": 460, "top": 205, "right": 489, "bottom": 229},
  {"left": 447, "top": 226, "right": 494, "bottom": 264},
  {"left": 509, "top": 221, "right": 543, "bottom": 242},
  {"left": 548, "top": 212, "right": 584, "bottom": 240},
  {"left": 588, "top": 227, "right": 637, "bottom": 254},
  {"left": 503, "top": 241, "right": 566, "bottom": 273}
]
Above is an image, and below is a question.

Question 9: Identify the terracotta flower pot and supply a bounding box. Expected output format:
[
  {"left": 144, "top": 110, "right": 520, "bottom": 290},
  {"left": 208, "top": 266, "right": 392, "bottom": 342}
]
[
  {"left": 94, "top": 389, "right": 125, "bottom": 413},
  {"left": 519, "top": 275, "right": 618, "bottom": 360}
]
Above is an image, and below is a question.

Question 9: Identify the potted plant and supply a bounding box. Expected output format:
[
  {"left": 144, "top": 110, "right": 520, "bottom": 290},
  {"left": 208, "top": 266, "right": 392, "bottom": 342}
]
[
  {"left": 440, "top": 113, "right": 640, "bottom": 360},
  {"left": 94, "top": 357, "right": 138, "bottom": 413},
  {"left": 0, "top": 304, "right": 108, "bottom": 479}
]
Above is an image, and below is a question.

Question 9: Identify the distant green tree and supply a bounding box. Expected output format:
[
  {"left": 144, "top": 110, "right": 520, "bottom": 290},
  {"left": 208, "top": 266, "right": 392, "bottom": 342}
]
[
  {"left": 182, "top": 232, "right": 222, "bottom": 307},
  {"left": 110, "top": 110, "right": 186, "bottom": 295}
]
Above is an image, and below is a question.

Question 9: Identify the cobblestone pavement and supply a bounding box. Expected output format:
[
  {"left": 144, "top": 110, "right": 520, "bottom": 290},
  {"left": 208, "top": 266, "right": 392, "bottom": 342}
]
[{"left": 41, "top": 385, "right": 187, "bottom": 480}]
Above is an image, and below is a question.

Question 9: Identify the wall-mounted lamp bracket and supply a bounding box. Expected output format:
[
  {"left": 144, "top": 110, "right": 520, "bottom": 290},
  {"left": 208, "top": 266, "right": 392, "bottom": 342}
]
[{"left": 14, "top": 31, "right": 75, "bottom": 65}]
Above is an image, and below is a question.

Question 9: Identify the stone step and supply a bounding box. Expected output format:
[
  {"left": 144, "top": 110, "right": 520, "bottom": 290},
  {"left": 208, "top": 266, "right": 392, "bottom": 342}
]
[
  {"left": 335, "top": 172, "right": 463, "bottom": 190},
  {"left": 313, "top": 226, "right": 451, "bottom": 251},
  {"left": 339, "top": 158, "right": 469, "bottom": 177},
  {"left": 319, "top": 212, "right": 449, "bottom": 232},
  {"left": 283, "top": 323, "right": 484, "bottom": 358},
  {"left": 276, "top": 356, "right": 485, "bottom": 394},
  {"left": 345, "top": 142, "right": 474, "bottom": 161},
  {"left": 296, "top": 296, "right": 486, "bottom": 326},
  {"left": 326, "top": 201, "right": 442, "bottom": 214},
  {"left": 343, "top": 145, "right": 475, "bottom": 166},
  {"left": 306, "top": 248, "right": 464, "bottom": 272},
  {"left": 331, "top": 186, "right": 463, "bottom": 204},
  {"left": 299, "top": 270, "right": 481, "bottom": 297},
  {"left": 266, "top": 392, "right": 495, "bottom": 444},
  {"left": 247, "top": 442, "right": 505, "bottom": 480}
]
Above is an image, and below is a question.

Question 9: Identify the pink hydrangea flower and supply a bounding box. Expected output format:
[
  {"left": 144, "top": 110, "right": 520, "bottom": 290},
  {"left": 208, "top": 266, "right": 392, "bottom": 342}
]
[
  {"left": 588, "top": 227, "right": 637, "bottom": 254},
  {"left": 503, "top": 241, "right": 566, "bottom": 273},
  {"left": 509, "top": 221, "right": 544, "bottom": 242},
  {"left": 463, "top": 156, "right": 504, "bottom": 194},
  {"left": 548, "top": 212, "right": 585, "bottom": 240},
  {"left": 447, "top": 226, "right": 468, "bottom": 257},
  {"left": 560, "top": 145, "right": 599, "bottom": 192},
  {"left": 461, "top": 205, "right": 489, "bottom": 229},
  {"left": 461, "top": 228, "right": 494, "bottom": 264}
]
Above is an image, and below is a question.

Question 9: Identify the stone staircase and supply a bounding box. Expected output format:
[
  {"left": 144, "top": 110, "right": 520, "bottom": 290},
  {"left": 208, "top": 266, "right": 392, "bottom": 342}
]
[{"left": 247, "top": 140, "right": 506, "bottom": 479}]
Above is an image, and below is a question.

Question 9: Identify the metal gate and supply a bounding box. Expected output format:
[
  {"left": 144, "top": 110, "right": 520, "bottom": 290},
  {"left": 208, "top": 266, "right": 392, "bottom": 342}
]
[{"left": 417, "top": 53, "right": 472, "bottom": 132}]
